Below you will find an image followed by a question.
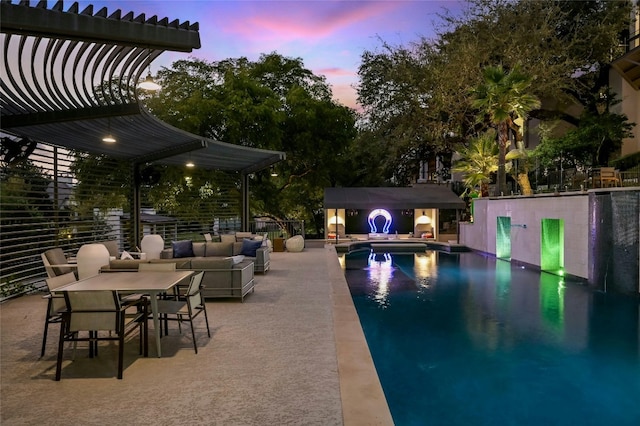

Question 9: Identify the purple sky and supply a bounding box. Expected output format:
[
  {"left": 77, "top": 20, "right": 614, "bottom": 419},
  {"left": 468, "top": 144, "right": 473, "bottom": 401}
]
[{"left": 78, "top": 1, "right": 465, "bottom": 110}]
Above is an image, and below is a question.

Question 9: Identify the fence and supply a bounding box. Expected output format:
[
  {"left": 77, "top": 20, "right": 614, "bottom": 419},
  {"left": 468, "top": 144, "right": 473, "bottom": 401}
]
[
  {"left": 248, "top": 220, "right": 305, "bottom": 241},
  {"left": 523, "top": 168, "right": 640, "bottom": 194},
  {"left": 0, "top": 142, "right": 244, "bottom": 300}
]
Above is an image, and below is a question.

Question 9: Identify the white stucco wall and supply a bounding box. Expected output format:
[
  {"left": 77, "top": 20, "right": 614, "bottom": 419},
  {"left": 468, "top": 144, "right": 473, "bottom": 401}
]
[{"left": 460, "top": 193, "right": 590, "bottom": 279}]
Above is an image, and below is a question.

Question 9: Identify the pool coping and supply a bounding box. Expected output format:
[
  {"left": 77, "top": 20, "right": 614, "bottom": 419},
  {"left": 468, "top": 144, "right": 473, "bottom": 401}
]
[{"left": 326, "top": 244, "right": 395, "bottom": 425}]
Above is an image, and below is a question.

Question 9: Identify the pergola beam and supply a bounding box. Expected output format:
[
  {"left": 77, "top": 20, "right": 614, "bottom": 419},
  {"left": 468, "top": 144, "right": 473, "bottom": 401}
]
[
  {"left": 2, "top": 104, "right": 141, "bottom": 127},
  {"left": 1, "top": 1, "right": 201, "bottom": 51}
]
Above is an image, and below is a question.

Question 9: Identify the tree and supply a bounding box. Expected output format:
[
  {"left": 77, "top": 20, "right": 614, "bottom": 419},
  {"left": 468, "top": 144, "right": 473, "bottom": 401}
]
[
  {"left": 143, "top": 54, "right": 359, "bottom": 235},
  {"left": 471, "top": 65, "right": 540, "bottom": 195},
  {"left": 452, "top": 130, "right": 499, "bottom": 197},
  {"left": 356, "top": 0, "right": 630, "bottom": 186},
  {"left": 70, "top": 154, "right": 130, "bottom": 215},
  {"left": 505, "top": 141, "right": 535, "bottom": 195},
  {"left": 535, "top": 108, "right": 635, "bottom": 170},
  {"left": 357, "top": 40, "right": 460, "bottom": 185},
  {"left": 436, "top": 0, "right": 630, "bottom": 124}
]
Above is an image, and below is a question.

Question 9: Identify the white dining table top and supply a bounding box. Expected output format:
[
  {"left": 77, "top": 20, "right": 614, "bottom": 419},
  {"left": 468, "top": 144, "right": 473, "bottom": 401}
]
[{"left": 57, "top": 271, "right": 193, "bottom": 292}]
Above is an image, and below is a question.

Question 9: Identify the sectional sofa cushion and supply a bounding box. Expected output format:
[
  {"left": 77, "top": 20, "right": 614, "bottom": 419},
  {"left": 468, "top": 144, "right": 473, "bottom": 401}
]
[
  {"left": 172, "top": 240, "right": 194, "bottom": 258},
  {"left": 220, "top": 234, "right": 236, "bottom": 243},
  {"left": 226, "top": 255, "right": 245, "bottom": 264},
  {"left": 190, "top": 257, "right": 233, "bottom": 269},
  {"left": 192, "top": 242, "right": 206, "bottom": 257},
  {"left": 235, "top": 232, "right": 253, "bottom": 242},
  {"left": 149, "top": 258, "right": 192, "bottom": 269},
  {"left": 205, "top": 241, "right": 234, "bottom": 257},
  {"left": 109, "top": 259, "right": 150, "bottom": 270},
  {"left": 240, "top": 238, "right": 263, "bottom": 257}
]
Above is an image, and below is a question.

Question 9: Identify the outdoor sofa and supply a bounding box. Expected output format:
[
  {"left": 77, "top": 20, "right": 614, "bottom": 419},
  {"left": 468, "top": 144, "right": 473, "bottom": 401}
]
[
  {"left": 100, "top": 254, "right": 255, "bottom": 301},
  {"left": 160, "top": 238, "right": 270, "bottom": 274}
]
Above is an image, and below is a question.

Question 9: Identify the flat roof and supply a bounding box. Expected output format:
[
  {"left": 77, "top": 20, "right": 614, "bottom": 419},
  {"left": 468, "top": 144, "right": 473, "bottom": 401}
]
[{"left": 324, "top": 186, "right": 466, "bottom": 210}]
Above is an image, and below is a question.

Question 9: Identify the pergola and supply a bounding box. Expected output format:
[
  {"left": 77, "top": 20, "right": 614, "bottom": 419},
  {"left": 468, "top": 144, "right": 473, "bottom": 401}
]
[{"left": 1, "top": 1, "right": 285, "bottom": 244}]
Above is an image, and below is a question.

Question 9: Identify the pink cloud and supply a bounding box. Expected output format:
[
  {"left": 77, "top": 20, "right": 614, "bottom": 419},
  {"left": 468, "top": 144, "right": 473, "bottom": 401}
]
[
  {"left": 220, "top": 1, "right": 400, "bottom": 42},
  {"left": 330, "top": 82, "right": 361, "bottom": 111},
  {"left": 318, "top": 67, "right": 356, "bottom": 77}
]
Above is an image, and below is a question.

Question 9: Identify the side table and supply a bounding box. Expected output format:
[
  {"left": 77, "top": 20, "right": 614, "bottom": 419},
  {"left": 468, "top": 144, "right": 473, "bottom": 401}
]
[{"left": 273, "top": 238, "right": 285, "bottom": 252}]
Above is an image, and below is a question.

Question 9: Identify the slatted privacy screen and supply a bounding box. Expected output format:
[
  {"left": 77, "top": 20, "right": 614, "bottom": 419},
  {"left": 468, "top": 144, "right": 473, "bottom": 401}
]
[{"left": 0, "top": 141, "right": 243, "bottom": 299}]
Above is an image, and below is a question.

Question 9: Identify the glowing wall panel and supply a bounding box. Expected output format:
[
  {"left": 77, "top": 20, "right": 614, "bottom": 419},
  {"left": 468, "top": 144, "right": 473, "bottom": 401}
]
[
  {"left": 496, "top": 216, "right": 511, "bottom": 259},
  {"left": 541, "top": 218, "right": 564, "bottom": 274},
  {"left": 368, "top": 209, "right": 392, "bottom": 234}
]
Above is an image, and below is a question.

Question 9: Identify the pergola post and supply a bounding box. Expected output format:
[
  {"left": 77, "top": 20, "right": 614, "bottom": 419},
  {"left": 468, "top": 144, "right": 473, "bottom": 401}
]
[
  {"left": 130, "top": 162, "right": 141, "bottom": 250},
  {"left": 241, "top": 173, "right": 250, "bottom": 232}
]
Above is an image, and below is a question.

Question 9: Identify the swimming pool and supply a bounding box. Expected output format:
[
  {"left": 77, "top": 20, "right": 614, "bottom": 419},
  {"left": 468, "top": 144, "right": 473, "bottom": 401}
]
[{"left": 341, "top": 250, "right": 640, "bottom": 426}]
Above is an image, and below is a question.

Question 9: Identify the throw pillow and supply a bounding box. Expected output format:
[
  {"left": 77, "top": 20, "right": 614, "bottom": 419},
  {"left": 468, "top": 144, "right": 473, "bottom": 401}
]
[
  {"left": 172, "top": 240, "right": 194, "bottom": 258},
  {"left": 240, "top": 238, "right": 262, "bottom": 257},
  {"left": 120, "top": 250, "right": 134, "bottom": 260}
]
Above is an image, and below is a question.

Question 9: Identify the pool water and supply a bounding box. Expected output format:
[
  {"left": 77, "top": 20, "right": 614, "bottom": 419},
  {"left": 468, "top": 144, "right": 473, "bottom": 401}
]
[{"left": 341, "top": 250, "right": 640, "bottom": 426}]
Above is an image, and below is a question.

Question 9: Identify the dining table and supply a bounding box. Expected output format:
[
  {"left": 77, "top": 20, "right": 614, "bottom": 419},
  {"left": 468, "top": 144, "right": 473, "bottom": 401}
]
[{"left": 56, "top": 270, "right": 193, "bottom": 357}]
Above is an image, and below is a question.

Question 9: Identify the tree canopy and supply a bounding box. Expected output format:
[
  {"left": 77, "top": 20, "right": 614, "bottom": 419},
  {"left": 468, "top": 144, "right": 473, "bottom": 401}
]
[
  {"left": 357, "top": 0, "right": 632, "bottom": 189},
  {"left": 142, "top": 53, "right": 359, "bottom": 235}
]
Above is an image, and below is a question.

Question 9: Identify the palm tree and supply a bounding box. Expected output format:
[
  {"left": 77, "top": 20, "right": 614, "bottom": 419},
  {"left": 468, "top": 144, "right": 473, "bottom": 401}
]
[
  {"left": 452, "top": 130, "right": 499, "bottom": 197},
  {"left": 472, "top": 65, "right": 541, "bottom": 195},
  {"left": 506, "top": 141, "right": 535, "bottom": 195}
]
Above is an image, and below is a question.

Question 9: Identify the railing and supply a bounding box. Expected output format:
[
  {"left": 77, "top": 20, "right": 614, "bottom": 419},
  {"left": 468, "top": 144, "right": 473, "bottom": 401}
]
[
  {"left": 619, "top": 170, "right": 640, "bottom": 187},
  {"left": 531, "top": 168, "right": 640, "bottom": 194},
  {"left": 248, "top": 220, "right": 305, "bottom": 241},
  {"left": 169, "top": 219, "right": 305, "bottom": 242}
]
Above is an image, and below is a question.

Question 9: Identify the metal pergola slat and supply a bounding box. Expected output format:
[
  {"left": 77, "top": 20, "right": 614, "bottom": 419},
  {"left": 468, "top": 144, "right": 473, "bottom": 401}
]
[{"left": 1, "top": 1, "right": 286, "bottom": 243}]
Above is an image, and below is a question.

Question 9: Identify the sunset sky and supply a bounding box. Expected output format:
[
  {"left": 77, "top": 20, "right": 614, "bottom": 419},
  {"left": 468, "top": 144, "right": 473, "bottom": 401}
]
[{"left": 78, "top": 1, "right": 466, "bottom": 109}]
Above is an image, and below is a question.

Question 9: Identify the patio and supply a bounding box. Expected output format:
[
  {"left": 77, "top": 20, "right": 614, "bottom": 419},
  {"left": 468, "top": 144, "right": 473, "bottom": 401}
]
[{"left": 0, "top": 247, "right": 393, "bottom": 425}]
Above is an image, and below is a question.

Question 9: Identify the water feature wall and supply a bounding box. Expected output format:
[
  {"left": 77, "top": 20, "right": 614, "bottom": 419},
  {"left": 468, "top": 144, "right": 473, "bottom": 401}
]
[
  {"left": 460, "top": 193, "right": 589, "bottom": 279},
  {"left": 589, "top": 190, "right": 640, "bottom": 293},
  {"left": 459, "top": 189, "right": 640, "bottom": 293}
]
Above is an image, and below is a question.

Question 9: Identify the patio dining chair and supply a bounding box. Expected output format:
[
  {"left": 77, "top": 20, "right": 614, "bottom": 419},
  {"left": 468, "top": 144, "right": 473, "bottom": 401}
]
[
  {"left": 55, "top": 290, "right": 148, "bottom": 380},
  {"left": 154, "top": 272, "right": 210, "bottom": 354},
  {"left": 41, "top": 248, "right": 76, "bottom": 279},
  {"left": 41, "top": 272, "right": 76, "bottom": 357}
]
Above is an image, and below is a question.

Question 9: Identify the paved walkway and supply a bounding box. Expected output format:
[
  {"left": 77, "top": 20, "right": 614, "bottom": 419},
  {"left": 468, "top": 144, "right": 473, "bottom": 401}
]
[{"left": 0, "top": 246, "right": 393, "bottom": 425}]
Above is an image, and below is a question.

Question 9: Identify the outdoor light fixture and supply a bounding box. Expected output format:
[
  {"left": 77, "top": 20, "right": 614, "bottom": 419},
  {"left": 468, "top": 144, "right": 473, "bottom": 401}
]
[
  {"left": 138, "top": 72, "right": 161, "bottom": 91},
  {"left": 102, "top": 117, "right": 116, "bottom": 143},
  {"left": 186, "top": 153, "right": 195, "bottom": 168},
  {"left": 416, "top": 211, "right": 431, "bottom": 224},
  {"left": 138, "top": 49, "right": 161, "bottom": 91},
  {"left": 270, "top": 167, "right": 278, "bottom": 177}
]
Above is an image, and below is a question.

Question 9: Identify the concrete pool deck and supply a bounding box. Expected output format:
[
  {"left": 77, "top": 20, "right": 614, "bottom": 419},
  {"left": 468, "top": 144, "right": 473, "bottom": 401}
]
[{"left": 0, "top": 246, "right": 393, "bottom": 425}]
